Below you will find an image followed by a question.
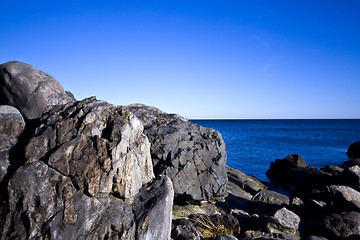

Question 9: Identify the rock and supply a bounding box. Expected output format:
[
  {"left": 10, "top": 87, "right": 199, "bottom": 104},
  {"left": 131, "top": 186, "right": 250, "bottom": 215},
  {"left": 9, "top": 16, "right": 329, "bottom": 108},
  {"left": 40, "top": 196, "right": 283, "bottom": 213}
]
[
  {"left": 252, "top": 189, "right": 290, "bottom": 206},
  {"left": 25, "top": 97, "right": 154, "bottom": 199},
  {"left": 123, "top": 104, "right": 227, "bottom": 201},
  {"left": 266, "top": 154, "right": 307, "bottom": 186},
  {"left": 317, "top": 211, "right": 360, "bottom": 239},
  {"left": 134, "top": 175, "right": 174, "bottom": 240},
  {"left": 215, "top": 234, "right": 239, "bottom": 240},
  {"left": 227, "top": 166, "right": 267, "bottom": 195},
  {"left": 0, "top": 105, "right": 25, "bottom": 183},
  {"left": 320, "top": 165, "right": 344, "bottom": 175},
  {"left": 347, "top": 141, "right": 360, "bottom": 158},
  {"left": 303, "top": 185, "right": 360, "bottom": 213},
  {"left": 0, "top": 61, "right": 75, "bottom": 120},
  {"left": 305, "top": 236, "right": 328, "bottom": 240},
  {"left": 334, "top": 165, "right": 360, "bottom": 191},
  {"left": 342, "top": 158, "right": 360, "bottom": 169},
  {"left": 2, "top": 161, "right": 136, "bottom": 239},
  {"left": 171, "top": 224, "right": 202, "bottom": 240},
  {"left": 273, "top": 208, "right": 301, "bottom": 236}
]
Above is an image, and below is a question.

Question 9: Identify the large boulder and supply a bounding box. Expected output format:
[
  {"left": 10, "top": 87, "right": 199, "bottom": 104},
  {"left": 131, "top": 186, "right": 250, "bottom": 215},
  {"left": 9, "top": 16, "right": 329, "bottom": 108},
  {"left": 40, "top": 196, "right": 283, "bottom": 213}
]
[
  {"left": 347, "top": 141, "right": 360, "bottom": 158},
  {"left": 25, "top": 97, "right": 154, "bottom": 199},
  {"left": 123, "top": 104, "right": 227, "bottom": 201},
  {"left": 0, "top": 61, "right": 75, "bottom": 120},
  {"left": 1, "top": 97, "right": 176, "bottom": 239},
  {"left": 0, "top": 105, "right": 25, "bottom": 183}
]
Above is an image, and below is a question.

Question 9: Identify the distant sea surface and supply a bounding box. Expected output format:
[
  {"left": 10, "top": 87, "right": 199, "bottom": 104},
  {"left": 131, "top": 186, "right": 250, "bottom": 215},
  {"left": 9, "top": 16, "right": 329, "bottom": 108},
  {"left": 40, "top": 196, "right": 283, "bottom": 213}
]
[{"left": 190, "top": 119, "right": 360, "bottom": 182}]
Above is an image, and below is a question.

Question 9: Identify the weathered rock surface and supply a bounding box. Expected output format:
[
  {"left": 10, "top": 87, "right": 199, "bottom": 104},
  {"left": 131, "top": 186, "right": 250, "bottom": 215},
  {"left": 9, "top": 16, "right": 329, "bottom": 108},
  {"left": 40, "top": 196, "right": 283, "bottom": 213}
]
[
  {"left": 0, "top": 61, "right": 75, "bottom": 120},
  {"left": 347, "top": 141, "right": 360, "bottom": 158},
  {"left": 25, "top": 97, "right": 154, "bottom": 199},
  {"left": 123, "top": 104, "right": 227, "bottom": 201},
  {"left": 0, "top": 105, "right": 25, "bottom": 183}
]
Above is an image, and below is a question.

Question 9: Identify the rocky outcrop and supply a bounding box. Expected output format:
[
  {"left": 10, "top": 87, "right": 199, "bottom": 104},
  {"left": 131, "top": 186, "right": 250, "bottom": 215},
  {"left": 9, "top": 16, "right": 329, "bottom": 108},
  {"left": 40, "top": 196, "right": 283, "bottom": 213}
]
[
  {"left": 347, "top": 141, "right": 360, "bottom": 158},
  {"left": 123, "top": 104, "right": 227, "bottom": 201},
  {"left": 0, "top": 105, "right": 25, "bottom": 182},
  {"left": 0, "top": 61, "right": 75, "bottom": 120}
]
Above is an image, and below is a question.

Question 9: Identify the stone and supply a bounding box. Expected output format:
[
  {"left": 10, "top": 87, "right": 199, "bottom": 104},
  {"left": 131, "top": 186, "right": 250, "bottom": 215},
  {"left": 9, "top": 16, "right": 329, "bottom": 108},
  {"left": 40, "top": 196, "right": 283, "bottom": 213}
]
[
  {"left": 334, "top": 165, "right": 360, "bottom": 191},
  {"left": 123, "top": 104, "right": 227, "bottom": 201},
  {"left": 171, "top": 224, "right": 202, "bottom": 240},
  {"left": 347, "top": 141, "right": 360, "bottom": 158},
  {"left": 215, "top": 234, "right": 239, "bottom": 240},
  {"left": 266, "top": 154, "right": 307, "bottom": 186},
  {"left": 318, "top": 211, "right": 360, "bottom": 239},
  {"left": 227, "top": 166, "right": 267, "bottom": 195},
  {"left": 342, "top": 158, "right": 360, "bottom": 169},
  {"left": 25, "top": 97, "right": 154, "bottom": 199},
  {"left": 0, "top": 61, "right": 75, "bottom": 120},
  {"left": 134, "top": 175, "right": 174, "bottom": 240},
  {"left": 0, "top": 105, "right": 25, "bottom": 183},
  {"left": 273, "top": 208, "right": 301, "bottom": 236},
  {"left": 320, "top": 165, "right": 344, "bottom": 175},
  {"left": 252, "top": 189, "right": 290, "bottom": 206}
]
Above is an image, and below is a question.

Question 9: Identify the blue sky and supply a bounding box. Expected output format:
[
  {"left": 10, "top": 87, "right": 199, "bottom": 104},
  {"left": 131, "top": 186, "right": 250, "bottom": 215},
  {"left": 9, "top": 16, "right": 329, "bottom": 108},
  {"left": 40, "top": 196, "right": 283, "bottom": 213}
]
[{"left": 1, "top": 0, "right": 359, "bottom": 119}]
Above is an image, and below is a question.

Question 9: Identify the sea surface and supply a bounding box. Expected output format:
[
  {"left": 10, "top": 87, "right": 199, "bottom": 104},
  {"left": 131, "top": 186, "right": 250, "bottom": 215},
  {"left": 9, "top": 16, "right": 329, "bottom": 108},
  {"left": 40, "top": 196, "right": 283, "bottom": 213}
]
[{"left": 190, "top": 119, "right": 360, "bottom": 182}]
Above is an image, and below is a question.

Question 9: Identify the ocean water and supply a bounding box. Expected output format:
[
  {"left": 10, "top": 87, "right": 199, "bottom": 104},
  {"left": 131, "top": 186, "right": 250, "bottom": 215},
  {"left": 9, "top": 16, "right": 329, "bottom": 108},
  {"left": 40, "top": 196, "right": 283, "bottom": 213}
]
[{"left": 191, "top": 119, "right": 360, "bottom": 182}]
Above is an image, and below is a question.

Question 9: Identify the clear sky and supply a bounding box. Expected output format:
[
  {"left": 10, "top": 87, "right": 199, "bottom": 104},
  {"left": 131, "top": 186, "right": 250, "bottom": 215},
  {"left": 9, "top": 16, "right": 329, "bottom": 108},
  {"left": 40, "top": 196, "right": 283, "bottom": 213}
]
[{"left": 1, "top": 0, "right": 359, "bottom": 119}]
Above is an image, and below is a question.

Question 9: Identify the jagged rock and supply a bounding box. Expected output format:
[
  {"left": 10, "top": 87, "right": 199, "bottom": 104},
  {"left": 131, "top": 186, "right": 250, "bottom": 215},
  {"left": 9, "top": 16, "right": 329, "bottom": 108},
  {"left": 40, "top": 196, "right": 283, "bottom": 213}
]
[
  {"left": 0, "top": 105, "right": 25, "bottom": 183},
  {"left": 334, "top": 165, "right": 360, "bottom": 191},
  {"left": 273, "top": 208, "right": 301, "bottom": 236},
  {"left": 347, "top": 141, "right": 360, "bottom": 158},
  {"left": 2, "top": 161, "right": 136, "bottom": 239},
  {"left": 123, "top": 104, "right": 227, "bottom": 201},
  {"left": 303, "top": 185, "right": 360, "bottom": 213},
  {"left": 25, "top": 97, "right": 154, "bottom": 199},
  {"left": 134, "top": 175, "right": 174, "bottom": 240},
  {"left": 316, "top": 211, "right": 360, "bottom": 239},
  {"left": 252, "top": 189, "right": 289, "bottom": 206},
  {"left": 0, "top": 61, "right": 75, "bottom": 120},
  {"left": 171, "top": 224, "right": 202, "bottom": 240}
]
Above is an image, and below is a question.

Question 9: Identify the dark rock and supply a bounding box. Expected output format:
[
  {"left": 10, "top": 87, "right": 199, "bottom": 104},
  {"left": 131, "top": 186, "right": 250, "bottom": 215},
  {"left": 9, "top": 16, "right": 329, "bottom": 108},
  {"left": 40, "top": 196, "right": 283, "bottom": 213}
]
[
  {"left": 0, "top": 61, "right": 75, "bottom": 120},
  {"left": 305, "top": 236, "right": 328, "bottom": 240},
  {"left": 342, "top": 158, "right": 360, "bottom": 169},
  {"left": 266, "top": 154, "right": 307, "bottom": 186},
  {"left": 315, "top": 211, "right": 360, "bottom": 239},
  {"left": 334, "top": 165, "right": 360, "bottom": 191},
  {"left": 0, "top": 105, "right": 25, "bottom": 183},
  {"left": 302, "top": 185, "right": 360, "bottom": 213},
  {"left": 123, "top": 104, "right": 227, "bottom": 201},
  {"left": 227, "top": 166, "right": 267, "bottom": 195},
  {"left": 215, "top": 234, "right": 239, "bottom": 240},
  {"left": 347, "top": 141, "right": 360, "bottom": 158},
  {"left": 171, "top": 224, "right": 202, "bottom": 240},
  {"left": 320, "top": 165, "right": 344, "bottom": 175},
  {"left": 252, "top": 189, "right": 289, "bottom": 206}
]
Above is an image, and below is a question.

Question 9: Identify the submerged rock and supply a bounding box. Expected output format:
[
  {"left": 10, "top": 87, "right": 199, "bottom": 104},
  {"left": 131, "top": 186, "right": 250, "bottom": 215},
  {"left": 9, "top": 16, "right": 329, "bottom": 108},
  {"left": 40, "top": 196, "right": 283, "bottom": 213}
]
[
  {"left": 123, "top": 104, "right": 227, "bottom": 201},
  {"left": 0, "top": 61, "right": 75, "bottom": 120}
]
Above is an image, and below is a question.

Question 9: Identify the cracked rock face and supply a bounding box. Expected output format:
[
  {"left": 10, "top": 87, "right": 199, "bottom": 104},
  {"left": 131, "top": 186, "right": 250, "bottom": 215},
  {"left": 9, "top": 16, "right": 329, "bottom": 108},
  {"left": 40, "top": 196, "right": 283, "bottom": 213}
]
[
  {"left": 0, "top": 61, "right": 75, "bottom": 120},
  {"left": 124, "top": 104, "right": 227, "bottom": 201},
  {"left": 0, "top": 105, "right": 25, "bottom": 182},
  {"left": 25, "top": 97, "right": 154, "bottom": 199}
]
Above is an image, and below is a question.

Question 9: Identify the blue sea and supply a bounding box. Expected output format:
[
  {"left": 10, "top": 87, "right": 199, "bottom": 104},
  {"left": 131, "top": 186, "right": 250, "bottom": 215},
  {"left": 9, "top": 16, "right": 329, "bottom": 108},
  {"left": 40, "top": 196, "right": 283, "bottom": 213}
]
[{"left": 191, "top": 119, "right": 360, "bottom": 182}]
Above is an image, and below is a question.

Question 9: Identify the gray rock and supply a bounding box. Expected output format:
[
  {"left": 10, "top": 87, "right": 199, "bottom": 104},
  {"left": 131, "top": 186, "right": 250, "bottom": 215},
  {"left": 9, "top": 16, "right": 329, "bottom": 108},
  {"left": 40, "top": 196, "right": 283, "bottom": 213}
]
[
  {"left": 334, "top": 165, "right": 360, "bottom": 191},
  {"left": 0, "top": 61, "right": 75, "bottom": 120},
  {"left": 25, "top": 97, "right": 154, "bottom": 199},
  {"left": 273, "top": 208, "right": 301, "bottom": 236},
  {"left": 252, "top": 189, "right": 290, "bottom": 206},
  {"left": 347, "top": 141, "right": 360, "bottom": 158},
  {"left": 227, "top": 166, "right": 267, "bottom": 195},
  {"left": 134, "top": 175, "right": 174, "bottom": 240},
  {"left": 0, "top": 105, "right": 25, "bottom": 183},
  {"left": 320, "top": 165, "right": 344, "bottom": 175},
  {"left": 123, "top": 104, "right": 227, "bottom": 201},
  {"left": 215, "top": 234, "right": 239, "bottom": 240},
  {"left": 171, "top": 224, "right": 201, "bottom": 240}
]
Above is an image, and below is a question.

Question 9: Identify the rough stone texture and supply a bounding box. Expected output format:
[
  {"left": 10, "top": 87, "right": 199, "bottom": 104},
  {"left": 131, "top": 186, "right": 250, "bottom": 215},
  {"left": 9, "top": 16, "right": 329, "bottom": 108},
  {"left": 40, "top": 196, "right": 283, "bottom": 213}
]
[
  {"left": 25, "top": 97, "right": 154, "bottom": 199},
  {"left": 252, "top": 189, "right": 290, "bottom": 206},
  {"left": 0, "top": 105, "right": 25, "bottom": 183},
  {"left": 273, "top": 208, "right": 301, "bottom": 236},
  {"left": 2, "top": 161, "right": 136, "bottom": 240},
  {"left": 171, "top": 224, "right": 201, "bottom": 240},
  {"left": 0, "top": 61, "right": 75, "bottom": 120},
  {"left": 347, "top": 141, "right": 360, "bottom": 158},
  {"left": 134, "top": 175, "right": 174, "bottom": 240},
  {"left": 318, "top": 211, "right": 360, "bottom": 239},
  {"left": 123, "top": 104, "right": 227, "bottom": 201},
  {"left": 334, "top": 165, "right": 360, "bottom": 191},
  {"left": 227, "top": 166, "right": 267, "bottom": 195}
]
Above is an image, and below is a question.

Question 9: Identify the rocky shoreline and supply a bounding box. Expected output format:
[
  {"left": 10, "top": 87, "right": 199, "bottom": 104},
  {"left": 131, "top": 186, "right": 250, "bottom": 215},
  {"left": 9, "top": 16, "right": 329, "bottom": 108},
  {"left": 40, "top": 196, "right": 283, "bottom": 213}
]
[{"left": 0, "top": 61, "right": 359, "bottom": 239}]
